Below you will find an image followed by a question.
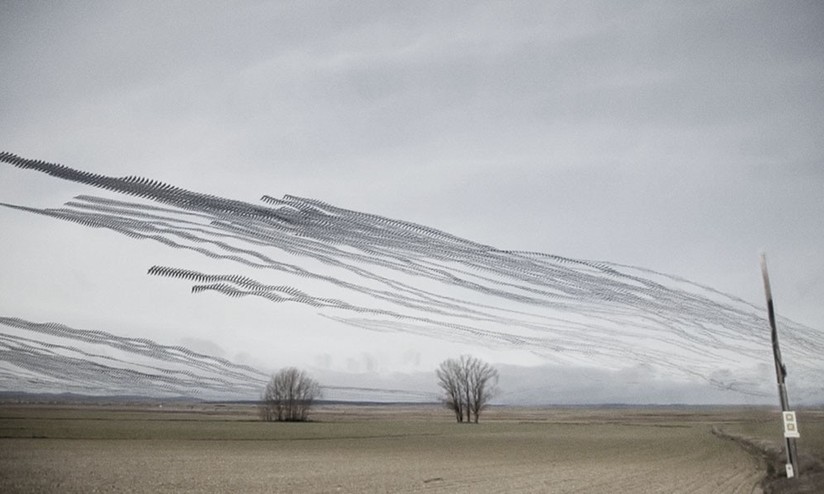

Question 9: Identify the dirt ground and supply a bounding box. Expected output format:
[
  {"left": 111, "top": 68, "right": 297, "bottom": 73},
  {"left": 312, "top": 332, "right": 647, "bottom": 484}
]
[{"left": 0, "top": 403, "right": 818, "bottom": 493}]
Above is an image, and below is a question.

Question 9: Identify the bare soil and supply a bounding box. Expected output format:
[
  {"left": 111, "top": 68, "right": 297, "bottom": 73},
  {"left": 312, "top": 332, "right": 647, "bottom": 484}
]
[{"left": 1, "top": 403, "right": 819, "bottom": 493}]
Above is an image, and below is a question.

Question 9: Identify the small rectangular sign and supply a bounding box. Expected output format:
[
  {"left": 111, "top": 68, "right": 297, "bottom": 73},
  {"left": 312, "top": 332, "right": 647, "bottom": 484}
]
[{"left": 783, "top": 411, "right": 800, "bottom": 438}]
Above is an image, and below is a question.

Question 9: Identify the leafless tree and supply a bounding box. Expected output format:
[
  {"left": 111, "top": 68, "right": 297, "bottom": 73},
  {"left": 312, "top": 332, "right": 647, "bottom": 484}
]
[
  {"left": 436, "top": 358, "right": 465, "bottom": 422},
  {"left": 261, "top": 367, "right": 321, "bottom": 422},
  {"left": 467, "top": 357, "right": 499, "bottom": 423},
  {"left": 436, "top": 355, "right": 498, "bottom": 423}
]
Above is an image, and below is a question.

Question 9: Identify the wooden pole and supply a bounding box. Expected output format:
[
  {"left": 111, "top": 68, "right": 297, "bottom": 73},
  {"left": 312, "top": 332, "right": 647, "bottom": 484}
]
[{"left": 760, "top": 254, "right": 799, "bottom": 478}]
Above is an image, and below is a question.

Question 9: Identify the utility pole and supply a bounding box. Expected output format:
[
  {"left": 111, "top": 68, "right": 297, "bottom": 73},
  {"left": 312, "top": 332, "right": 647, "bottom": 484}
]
[{"left": 760, "top": 254, "right": 799, "bottom": 478}]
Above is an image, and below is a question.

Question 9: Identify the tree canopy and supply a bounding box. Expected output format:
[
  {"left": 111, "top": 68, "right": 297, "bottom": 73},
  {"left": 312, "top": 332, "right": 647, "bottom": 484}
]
[
  {"left": 436, "top": 355, "right": 498, "bottom": 423},
  {"left": 261, "top": 367, "right": 321, "bottom": 422}
]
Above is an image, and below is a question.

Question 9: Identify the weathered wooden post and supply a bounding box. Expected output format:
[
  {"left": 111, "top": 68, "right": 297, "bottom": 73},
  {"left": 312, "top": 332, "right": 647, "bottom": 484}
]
[{"left": 760, "top": 253, "right": 800, "bottom": 478}]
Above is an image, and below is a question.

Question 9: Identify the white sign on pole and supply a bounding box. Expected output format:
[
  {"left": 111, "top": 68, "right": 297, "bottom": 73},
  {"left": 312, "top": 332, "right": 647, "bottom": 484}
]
[
  {"left": 783, "top": 411, "right": 800, "bottom": 438},
  {"left": 786, "top": 463, "right": 795, "bottom": 479}
]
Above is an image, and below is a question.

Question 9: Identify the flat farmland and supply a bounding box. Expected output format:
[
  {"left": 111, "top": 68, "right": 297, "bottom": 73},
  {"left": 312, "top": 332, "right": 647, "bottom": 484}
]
[{"left": 0, "top": 403, "right": 820, "bottom": 493}]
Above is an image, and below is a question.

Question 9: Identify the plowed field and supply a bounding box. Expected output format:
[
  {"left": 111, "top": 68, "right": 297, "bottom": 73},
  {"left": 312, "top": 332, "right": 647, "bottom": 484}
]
[{"left": 0, "top": 404, "right": 806, "bottom": 493}]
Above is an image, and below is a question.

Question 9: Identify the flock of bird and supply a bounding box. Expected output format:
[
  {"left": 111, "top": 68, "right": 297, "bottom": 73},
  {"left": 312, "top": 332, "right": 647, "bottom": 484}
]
[{"left": 1, "top": 151, "right": 821, "bottom": 400}]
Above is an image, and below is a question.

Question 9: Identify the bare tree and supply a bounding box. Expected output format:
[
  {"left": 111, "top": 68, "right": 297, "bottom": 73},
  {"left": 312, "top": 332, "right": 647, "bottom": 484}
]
[
  {"left": 467, "top": 357, "right": 498, "bottom": 423},
  {"left": 261, "top": 367, "right": 321, "bottom": 422},
  {"left": 436, "top": 358, "right": 465, "bottom": 422},
  {"left": 436, "top": 355, "right": 498, "bottom": 423}
]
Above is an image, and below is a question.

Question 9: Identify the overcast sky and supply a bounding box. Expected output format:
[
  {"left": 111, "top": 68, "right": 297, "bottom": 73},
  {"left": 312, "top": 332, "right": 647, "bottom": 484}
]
[{"left": 1, "top": 1, "right": 822, "bottom": 402}]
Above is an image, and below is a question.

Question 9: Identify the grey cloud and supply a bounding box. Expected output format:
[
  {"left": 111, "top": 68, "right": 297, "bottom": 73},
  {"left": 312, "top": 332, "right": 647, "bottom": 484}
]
[
  {"left": 178, "top": 337, "right": 227, "bottom": 359},
  {"left": 496, "top": 363, "right": 784, "bottom": 406}
]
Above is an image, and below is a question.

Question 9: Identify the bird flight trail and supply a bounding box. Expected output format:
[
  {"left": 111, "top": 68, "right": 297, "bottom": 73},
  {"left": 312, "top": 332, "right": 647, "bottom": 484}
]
[{"left": 1, "top": 151, "right": 821, "bottom": 400}]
